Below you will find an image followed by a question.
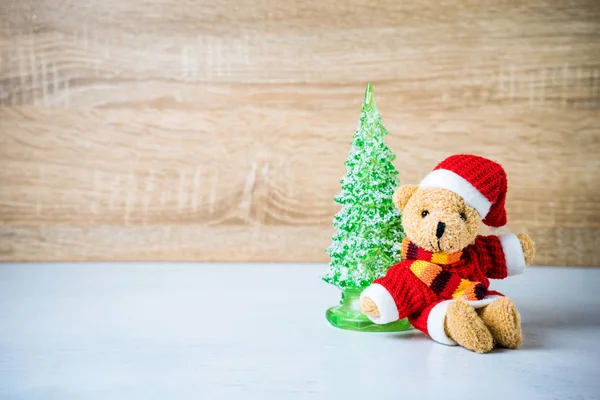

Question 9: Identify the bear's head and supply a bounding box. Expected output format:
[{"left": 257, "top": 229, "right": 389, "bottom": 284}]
[{"left": 394, "top": 185, "right": 480, "bottom": 253}]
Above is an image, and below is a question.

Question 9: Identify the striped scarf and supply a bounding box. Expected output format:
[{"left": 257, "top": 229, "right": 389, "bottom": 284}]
[{"left": 401, "top": 239, "right": 487, "bottom": 301}]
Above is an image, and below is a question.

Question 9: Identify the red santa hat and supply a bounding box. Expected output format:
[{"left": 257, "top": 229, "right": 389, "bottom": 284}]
[{"left": 419, "top": 154, "right": 508, "bottom": 228}]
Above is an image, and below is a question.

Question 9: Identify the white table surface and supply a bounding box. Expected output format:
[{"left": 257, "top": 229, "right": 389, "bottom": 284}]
[{"left": 0, "top": 263, "right": 599, "bottom": 400}]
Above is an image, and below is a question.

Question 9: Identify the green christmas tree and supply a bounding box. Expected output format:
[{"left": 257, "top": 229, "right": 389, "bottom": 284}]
[{"left": 322, "top": 83, "right": 410, "bottom": 332}]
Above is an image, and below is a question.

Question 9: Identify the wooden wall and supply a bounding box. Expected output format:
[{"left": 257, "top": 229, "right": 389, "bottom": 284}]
[{"left": 1, "top": 0, "right": 599, "bottom": 265}]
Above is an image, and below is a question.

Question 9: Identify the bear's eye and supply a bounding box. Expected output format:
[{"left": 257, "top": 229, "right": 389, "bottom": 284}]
[
  {"left": 421, "top": 210, "right": 429, "bottom": 218},
  {"left": 460, "top": 212, "right": 467, "bottom": 221}
]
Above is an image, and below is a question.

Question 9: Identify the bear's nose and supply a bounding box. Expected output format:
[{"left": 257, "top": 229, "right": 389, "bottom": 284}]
[{"left": 436, "top": 222, "right": 446, "bottom": 239}]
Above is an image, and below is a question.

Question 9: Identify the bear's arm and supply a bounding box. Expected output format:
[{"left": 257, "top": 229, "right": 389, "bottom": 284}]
[
  {"left": 474, "top": 234, "right": 527, "bottom": 279},
  {"left": 360, "top": 263, "right": 438, "bottom": 324}
]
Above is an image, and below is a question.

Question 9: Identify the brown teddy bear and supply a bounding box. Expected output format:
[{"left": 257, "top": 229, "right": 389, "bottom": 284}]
[{"left": 359, "top": 154, "right": 535, "bottom": 353}]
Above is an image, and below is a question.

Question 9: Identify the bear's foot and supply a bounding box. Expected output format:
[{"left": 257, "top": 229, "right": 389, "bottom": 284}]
[
  {"left": 444, "top": 300, "right": 494, "bottom": 354},
  {"left": 478, "top": 297, "right": 522, "bottom": 349}
]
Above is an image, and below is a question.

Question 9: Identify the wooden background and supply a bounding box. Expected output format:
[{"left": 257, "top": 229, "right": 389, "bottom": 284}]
[{"left": 0, "top": 0, "right": 599, "bottom": 265}]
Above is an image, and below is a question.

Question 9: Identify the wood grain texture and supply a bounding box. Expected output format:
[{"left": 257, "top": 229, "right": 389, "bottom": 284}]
[{"left": 1, "top": 0, "right": 599, "bottom": 265}]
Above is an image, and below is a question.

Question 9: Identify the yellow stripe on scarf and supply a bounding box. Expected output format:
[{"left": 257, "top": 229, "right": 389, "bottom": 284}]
[
  {"left": 409, "top": 260, "right": 431, "bottom": 277},
  {"left": 453, "top": 279, "right": 474, "bottom": 299},
  {"left": 409, "top": 260, "right": 442, "bottom": 286}
]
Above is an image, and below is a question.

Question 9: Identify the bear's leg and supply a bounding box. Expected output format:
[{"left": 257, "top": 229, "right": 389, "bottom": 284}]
[
  {"left": 408, "top": 301, "right": 458, "bottom": 346},
  {"left": 444, "top": 300, "right": 494, "bottom": 353},
  {"left": 477, "top": 297, "right": 523, "bottom": 349}
]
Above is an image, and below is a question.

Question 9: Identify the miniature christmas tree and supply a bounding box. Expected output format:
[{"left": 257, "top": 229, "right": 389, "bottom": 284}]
[{"left": 322, "top": 83, "right": 411, "bottom": 332}]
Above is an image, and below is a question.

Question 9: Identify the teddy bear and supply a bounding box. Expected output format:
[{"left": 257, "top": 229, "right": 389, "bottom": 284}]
[{"left": 359, "top": 154, "right": 535, "bottom": 353}]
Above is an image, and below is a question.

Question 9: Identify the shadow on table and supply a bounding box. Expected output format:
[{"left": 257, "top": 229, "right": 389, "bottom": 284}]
[
  {"left": 385, "top": 302, "right": 599, "bottom": 351},
  {"left": 389, "top": 326, "right": 545, "bottom": 351},
  {"left": 387, "top": 329, "right": 429, "bottom": 341}
]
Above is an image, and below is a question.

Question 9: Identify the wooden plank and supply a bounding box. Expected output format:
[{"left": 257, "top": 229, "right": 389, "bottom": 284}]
[
  {"left": 0, "top": 225, "right": 598, "bottom": 266},
  {"left": 0, "top": 0, "right": 599, "bottom": 264},
  {"left": 1, "top": 1, "right": 600, "bottom": 109},
  {"left": 1, "top": 106, "right": 598, "bottom": 265}
]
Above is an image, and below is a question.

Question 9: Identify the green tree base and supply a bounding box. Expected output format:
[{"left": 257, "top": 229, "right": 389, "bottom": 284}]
[{"left": 325, "top": 288, "right": 412, "bottom": 332}]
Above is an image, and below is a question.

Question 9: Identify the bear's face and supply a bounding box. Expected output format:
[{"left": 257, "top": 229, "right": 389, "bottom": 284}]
[{"left": 394, "top": 185, "right": 480, "bottom": 253}]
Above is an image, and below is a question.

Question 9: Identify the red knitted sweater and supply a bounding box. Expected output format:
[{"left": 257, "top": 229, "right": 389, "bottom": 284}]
[{"left": 372, "top": 235, "right": 508, "bottom": 319}]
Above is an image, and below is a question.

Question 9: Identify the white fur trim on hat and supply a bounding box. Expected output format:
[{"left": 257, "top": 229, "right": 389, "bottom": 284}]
[
  {"left": 499, "top": 233, "right": 527, "bottom": 276},
  {"left": 420, "top": 169, "right": 493, "bottom": 218},
  {"left": 360, "top": 284, "right": 399, "bottom": 325}
]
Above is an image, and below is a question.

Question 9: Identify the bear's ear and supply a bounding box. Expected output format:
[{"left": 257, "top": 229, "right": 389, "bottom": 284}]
[{"left": 393, "top": 184, "right": 418, "bottom": 211}]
